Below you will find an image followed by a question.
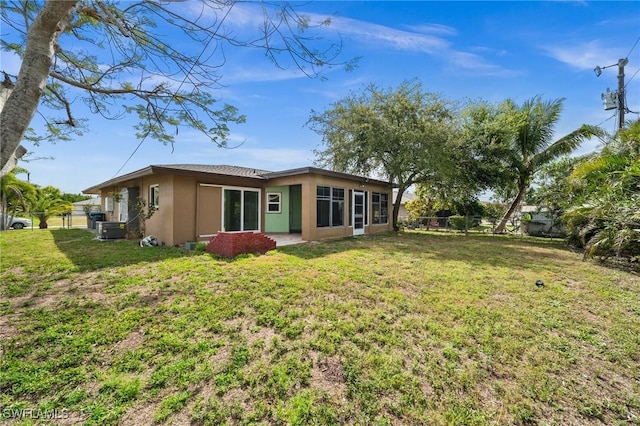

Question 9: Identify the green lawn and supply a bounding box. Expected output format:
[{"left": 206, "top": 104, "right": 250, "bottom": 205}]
[{"left": 1, "top": 229, "right": 638, "bottom": 425}]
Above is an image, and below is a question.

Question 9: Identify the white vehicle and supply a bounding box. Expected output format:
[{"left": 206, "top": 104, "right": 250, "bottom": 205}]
[{"left": 0, "top": 214, "right": 32, "bottom": 229}]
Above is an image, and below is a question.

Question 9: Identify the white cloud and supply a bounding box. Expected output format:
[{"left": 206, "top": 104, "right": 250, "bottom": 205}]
[
  {"left": 542, "top": 40, "right": 627, "bottom": 70},
  {"left": 471, "top": 46, "right": 508, "bottom": 57},
  {"left": 313, "top": 14, "right": 514, "bottom": 76},
  {"left": 328, "top": 16, "right": 451, "bottom": 54},
  {"left": 177, "top": 4, "right": 513, "bottom": 79},
  {"left": 447, "top": 52, "right": 521, "bottom": 77},
  {"left": 405, "top": 23, "right": 458, "bottom": 37}
]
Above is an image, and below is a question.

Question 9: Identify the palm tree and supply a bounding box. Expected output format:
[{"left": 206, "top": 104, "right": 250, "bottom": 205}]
[
  {"left": 0, "top": 167, "right": 34, "bottom": 230},
  {"left": 27, "top": 187, "right": 72, "bottom": 229},
  {"left": 494, "top": 97, "right": 602, "bottom": 234},
  {"left": 564, "top": 119, "right": 640, "bottom": 258}
]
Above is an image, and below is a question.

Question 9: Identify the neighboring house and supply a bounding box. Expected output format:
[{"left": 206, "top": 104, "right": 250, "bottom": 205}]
[
  {"left": 520, "top": 205, "right": 566, "bottom": 237},
  {"left": 392, "top": 190, "right": 416, "bottom": 222},
  {"left": 83, "top": 164, "right": 393, "bottom": 246},
  {"left": 71, "top": 197, "right": 102, "bottom": 216}
]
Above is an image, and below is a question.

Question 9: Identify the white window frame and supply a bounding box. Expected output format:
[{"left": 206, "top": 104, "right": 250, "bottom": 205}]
[
  {"left": 149, "top": 184, "right": 160, "bottom": 210},
  {"left": 221, "top": 186, "right": 262, "bottom": 232},
  {"left": 266, "top": 192, "right": 282, "bottom": 214},
  {"left": 105, "top": 196, "right": 114, "bottom": 213}
]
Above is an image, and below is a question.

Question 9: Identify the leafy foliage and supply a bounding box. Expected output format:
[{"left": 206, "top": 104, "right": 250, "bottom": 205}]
[
  {"left": 563, "top": 119, "right": 640, "bottom": 259},
  {"left": 0, "top": 0, "right": 356, "bottom": 172},
  {"left": 0, "top": 168, "right": 35, "bottom": 230},
  {"left": 26, "top": 187, "right": 72, "bottom": 229}
]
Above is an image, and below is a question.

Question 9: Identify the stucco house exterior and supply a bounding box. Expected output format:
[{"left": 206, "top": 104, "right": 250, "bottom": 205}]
[{"left": 83, "top": 164, "right": 393, "bottom": 246}]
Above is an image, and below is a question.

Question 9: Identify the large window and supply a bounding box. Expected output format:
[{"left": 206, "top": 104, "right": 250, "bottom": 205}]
[
  {"left": 317, "top": 186, "right": 345, "bottom": 228},
  {"left": 149, "top": 184, "right": 159, "bottom": 209},
  {"left": 372, "top": 192, "right": 389, "bottom": 224},
  {"left": 224, "top": 188, "right": 260, "bottom": 231}
]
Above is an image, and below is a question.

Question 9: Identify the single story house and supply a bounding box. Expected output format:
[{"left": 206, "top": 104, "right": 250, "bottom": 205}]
[
  {"left": 520, "top": 205, "right": 566, "bottom": 237},
  {"left": 71, "top": 197, "right": 102, "bottom": 216},
  {"left": 83, "top": 164, "right": 393, "bottom": 246},
  {"left": 392, "top": 189, "right": 416, "bottom": 222}
]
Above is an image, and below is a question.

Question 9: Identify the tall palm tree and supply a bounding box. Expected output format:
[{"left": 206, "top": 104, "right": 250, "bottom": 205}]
[{"left": 494, "top": 97, "right": 602, "bottom": 233}]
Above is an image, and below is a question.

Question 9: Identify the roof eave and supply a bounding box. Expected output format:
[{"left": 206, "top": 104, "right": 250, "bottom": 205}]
[
  {"left": 82, "top": 166, "right": 154, "bottom": 194},
  {"left": 264, "top": 167, "right": 391, "bottom": 187}
]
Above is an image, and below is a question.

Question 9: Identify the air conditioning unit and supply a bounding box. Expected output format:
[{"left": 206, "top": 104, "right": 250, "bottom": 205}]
[{"left": 97, "top": 221, "right": 127, "bottom": 239}]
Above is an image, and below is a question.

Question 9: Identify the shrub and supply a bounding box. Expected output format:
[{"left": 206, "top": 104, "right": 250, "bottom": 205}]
[{"left": 448, "top": 215, "right": 474, "bottom": 231}]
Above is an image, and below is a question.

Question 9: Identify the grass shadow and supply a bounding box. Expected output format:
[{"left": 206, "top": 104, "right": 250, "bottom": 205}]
[{"left": 50, "top": 228, "right": 190, "bottom": 271}]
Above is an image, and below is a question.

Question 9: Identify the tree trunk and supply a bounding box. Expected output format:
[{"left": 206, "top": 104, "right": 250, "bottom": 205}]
[
  {"left": 0, "top": 78, "right": 28, "bottom": 176},
  {"left": 0, "top": 0, "right": 77, "bottom": 175},
  {"left": 494, "top": 185, "right": 526, "bottom": 234},
  {"left": 1, "top": 191, "right": 7, "bottom": 231},
  {"left": 392, "top": 186, "right": 406, "bottom": 232}
]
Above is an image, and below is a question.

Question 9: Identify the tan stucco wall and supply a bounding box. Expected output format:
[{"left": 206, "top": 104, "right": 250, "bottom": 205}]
[
  {"left": 172, "top": 175, "right": 199, "bottom": 245},
  {"left": 143, "top": 174, "right": 175, "bottom": 245},
  {"left": 196, "top": 185, "right": 222, "bottom": 239}
]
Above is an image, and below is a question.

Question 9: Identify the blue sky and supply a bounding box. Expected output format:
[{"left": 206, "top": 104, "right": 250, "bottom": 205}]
[{"left": 3, "top": 1, "right": 640, "bottom": 194}]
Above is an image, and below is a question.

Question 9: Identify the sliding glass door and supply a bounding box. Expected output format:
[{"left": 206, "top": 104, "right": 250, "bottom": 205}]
[{"left": 223, "top": 188, "right": 260, "bottom": 232}]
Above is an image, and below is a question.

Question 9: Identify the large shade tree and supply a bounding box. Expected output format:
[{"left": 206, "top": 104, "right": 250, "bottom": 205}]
[
  {"left": 492, "top": 97, "right": 602, "bottom": 233},
  {"left": 403, "top": 100, "right": 518, "bottom": 225},
  {"left": 308, "top": 81, "right": 457, "bottom": 231},
  {"left": 0, "top": 0, "right": 356, "bottom": 175}
]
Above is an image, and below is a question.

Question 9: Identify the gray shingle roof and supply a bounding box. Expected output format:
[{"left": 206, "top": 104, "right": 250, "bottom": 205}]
[{"left": 155, "top": 164, "right": 271, "bottom": 178}]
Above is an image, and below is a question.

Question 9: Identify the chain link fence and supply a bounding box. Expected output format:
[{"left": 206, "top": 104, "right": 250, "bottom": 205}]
[
  {"left": 2, "top": 212, "right": 90, "bottom": 230},
  {"left": 400, "top": 215, "right": 566, "bottom": 238}
]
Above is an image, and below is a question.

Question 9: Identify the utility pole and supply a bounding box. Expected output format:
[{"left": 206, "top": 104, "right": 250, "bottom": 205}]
[
  {"left": 595, "top": 58, "right": 628, "bottom": 131},
  {"left": 616, "top": 58, "right": 628, "bottom": 130}
]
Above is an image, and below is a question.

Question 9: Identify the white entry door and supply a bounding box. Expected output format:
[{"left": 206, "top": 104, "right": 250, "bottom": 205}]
[{"left": 353, "top": 190, "right": 365, "bottom": 236}]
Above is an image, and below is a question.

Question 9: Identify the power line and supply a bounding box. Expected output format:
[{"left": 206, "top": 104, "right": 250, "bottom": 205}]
[
  {"left": 594, "top": 111, "right": 617, "bottom": 128},
  {"left": 112, "top": 4, "right": 235, "bottom": 178},
  {"left": 625, "top": 66, "right": 640, "bottom": 88},
  {"left": 626, "top": 35, "right": 640, "bottom": 59}
]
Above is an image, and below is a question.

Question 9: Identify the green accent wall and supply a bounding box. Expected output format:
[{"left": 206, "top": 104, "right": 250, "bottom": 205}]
[{"left": 264, "top": 186, "right": 290, "bottom": 232}]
